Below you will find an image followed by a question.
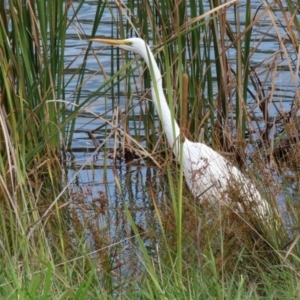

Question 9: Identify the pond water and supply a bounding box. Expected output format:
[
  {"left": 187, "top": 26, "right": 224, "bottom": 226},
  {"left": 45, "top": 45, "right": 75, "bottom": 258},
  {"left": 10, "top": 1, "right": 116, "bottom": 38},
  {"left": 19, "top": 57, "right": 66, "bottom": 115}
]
[{"left": 64, "top": 0, "right": 299, "bottom": 270}]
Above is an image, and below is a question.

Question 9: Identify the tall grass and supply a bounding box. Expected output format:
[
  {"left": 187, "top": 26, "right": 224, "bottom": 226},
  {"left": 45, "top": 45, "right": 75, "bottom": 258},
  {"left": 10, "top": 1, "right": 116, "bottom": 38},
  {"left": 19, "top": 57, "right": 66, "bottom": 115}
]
[
  {"left": 1, "top": 0, "right": 300, "bottom": 298},
  {"left": 87, "top": 0, "right": 300, "bottom": 297},
  {"left": 0, "top": 1, "right": 103, "bottom": 298},
  {"left": 0, "top": 0, "right": 66, "bottom": 248}
]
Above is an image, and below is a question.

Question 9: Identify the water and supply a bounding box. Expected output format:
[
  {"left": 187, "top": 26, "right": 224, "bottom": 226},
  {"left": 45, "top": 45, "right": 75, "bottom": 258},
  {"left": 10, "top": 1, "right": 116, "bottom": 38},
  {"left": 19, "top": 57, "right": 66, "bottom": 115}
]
[{"left": 64, "top": 1, "right": 299, "bottom": 267}]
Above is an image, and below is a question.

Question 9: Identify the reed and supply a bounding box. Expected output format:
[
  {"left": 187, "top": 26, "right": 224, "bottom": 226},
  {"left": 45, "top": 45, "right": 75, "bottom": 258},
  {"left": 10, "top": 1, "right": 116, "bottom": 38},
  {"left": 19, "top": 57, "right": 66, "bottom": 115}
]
[
  {"left": 1, "top": 0, "right": 300, "bottom": 298},
  {"left": 87, "top": 0, "right": 300, "bottom": 297},
  {"left": 0, "top": 1, "right": 110, "bottom": 298}
]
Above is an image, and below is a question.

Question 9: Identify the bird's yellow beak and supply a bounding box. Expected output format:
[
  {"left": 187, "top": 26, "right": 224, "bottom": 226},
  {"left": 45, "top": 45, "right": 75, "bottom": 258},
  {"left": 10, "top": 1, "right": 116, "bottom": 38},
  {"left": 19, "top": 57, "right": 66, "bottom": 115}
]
[{"left": 90, "top": 38, "right": 130, "bottom": 46}]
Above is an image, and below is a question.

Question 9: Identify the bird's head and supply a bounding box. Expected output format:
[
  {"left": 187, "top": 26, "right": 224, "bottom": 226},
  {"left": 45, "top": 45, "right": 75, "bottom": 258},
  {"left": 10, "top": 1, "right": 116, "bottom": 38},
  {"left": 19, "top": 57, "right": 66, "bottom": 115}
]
[{"left": 90, "top": 37, "right": 148, "bottom": 57}]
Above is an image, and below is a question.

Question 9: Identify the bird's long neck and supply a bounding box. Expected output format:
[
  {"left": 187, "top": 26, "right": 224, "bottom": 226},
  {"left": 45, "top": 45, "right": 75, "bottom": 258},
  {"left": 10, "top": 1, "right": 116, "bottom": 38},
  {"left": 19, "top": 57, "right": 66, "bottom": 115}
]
[{"left": 141, "top": 44, "right": 181, "bottom": 159}]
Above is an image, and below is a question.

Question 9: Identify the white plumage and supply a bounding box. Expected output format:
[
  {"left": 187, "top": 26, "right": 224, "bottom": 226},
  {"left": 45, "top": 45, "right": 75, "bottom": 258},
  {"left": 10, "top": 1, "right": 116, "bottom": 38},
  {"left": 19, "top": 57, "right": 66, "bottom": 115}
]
[{"left": 91, "top": 37, "right": 272, "bottom": 218}]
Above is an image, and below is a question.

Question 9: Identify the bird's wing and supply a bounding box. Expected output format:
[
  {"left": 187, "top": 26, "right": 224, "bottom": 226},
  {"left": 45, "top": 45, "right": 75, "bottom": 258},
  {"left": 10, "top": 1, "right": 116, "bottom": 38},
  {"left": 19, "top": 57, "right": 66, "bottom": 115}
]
[{"left": 182, "top": 140, "right": 270, "bottom": 216}]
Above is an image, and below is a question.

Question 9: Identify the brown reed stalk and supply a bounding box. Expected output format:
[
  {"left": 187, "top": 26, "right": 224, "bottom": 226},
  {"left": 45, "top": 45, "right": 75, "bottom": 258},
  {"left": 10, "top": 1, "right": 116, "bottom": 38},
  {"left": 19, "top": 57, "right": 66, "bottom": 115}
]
[{"left": 181, "top": 73, "right": 189, "bottom": 143}]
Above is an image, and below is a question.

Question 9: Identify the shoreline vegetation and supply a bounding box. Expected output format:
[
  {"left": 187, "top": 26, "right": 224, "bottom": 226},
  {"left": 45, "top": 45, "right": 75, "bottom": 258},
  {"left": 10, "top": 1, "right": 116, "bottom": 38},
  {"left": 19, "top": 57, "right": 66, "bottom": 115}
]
[{"left": 1, "top": 0, "right": 300, "bottom": 298}]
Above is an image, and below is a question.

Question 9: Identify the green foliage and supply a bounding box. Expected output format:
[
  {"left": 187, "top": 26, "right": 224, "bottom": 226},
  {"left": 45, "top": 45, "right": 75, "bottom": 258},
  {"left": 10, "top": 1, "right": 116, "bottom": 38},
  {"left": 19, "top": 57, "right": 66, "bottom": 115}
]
[
  {"left": 88, "top": 0, "right": 300, "bottom": 297},
  {"left": 1, "top": 0, "right": 300, "bottom": 298}
]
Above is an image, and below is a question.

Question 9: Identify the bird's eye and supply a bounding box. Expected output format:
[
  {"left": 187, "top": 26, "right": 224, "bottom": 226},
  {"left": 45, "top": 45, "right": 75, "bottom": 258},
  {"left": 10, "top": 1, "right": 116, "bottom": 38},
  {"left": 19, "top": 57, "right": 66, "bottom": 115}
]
[{"left": 125, "top": 41, "right": 133, "bottom": 46}]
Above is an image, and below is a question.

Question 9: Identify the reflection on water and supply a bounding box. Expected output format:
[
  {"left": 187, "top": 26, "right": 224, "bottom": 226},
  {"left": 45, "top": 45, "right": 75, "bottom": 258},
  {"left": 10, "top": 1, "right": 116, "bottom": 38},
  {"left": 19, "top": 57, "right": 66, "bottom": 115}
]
[{"left": 66, "top": 152, "right": 171, "bottom": 280}]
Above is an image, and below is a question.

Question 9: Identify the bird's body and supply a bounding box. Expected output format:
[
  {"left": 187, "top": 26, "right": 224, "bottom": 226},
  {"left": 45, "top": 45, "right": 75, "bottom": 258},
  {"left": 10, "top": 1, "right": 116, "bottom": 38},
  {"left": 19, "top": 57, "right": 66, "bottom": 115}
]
[
  {"left": 91, "top": 37, "right": 272, "bottom": 217},
  {"left": 182, "top": 139, "right": 270, "bottom": 215}
]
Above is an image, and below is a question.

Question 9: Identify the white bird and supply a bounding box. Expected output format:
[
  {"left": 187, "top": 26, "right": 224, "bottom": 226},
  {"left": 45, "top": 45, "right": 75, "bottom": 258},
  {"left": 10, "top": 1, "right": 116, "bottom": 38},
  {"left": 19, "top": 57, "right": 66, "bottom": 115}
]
[{"left": 91, "top": 37, "right": 273, "bottom": 218}]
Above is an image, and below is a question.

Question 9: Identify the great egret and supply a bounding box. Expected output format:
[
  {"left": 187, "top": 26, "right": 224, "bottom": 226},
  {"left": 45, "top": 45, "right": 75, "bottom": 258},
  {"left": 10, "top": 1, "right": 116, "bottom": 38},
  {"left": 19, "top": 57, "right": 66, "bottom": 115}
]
[{"left": 91, "top": 37, "right": 273, "bottom": 218}]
